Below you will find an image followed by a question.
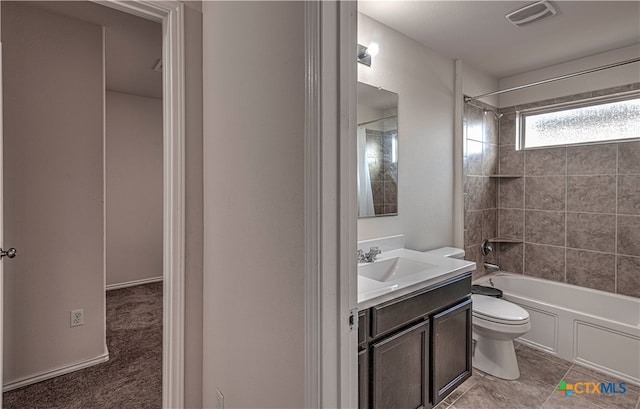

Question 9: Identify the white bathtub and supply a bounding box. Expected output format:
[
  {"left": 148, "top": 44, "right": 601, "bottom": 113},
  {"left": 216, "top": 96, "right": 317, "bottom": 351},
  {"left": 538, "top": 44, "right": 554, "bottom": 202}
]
[{"left": 474, "top": 272, "right": 640, "bottom": 386}]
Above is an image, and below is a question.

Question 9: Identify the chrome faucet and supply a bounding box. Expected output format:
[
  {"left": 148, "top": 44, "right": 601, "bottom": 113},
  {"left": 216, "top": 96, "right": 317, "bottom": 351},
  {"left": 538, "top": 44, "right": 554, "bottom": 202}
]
[{"left": 357, "top": 247, "right": 382, "bottom": 263}]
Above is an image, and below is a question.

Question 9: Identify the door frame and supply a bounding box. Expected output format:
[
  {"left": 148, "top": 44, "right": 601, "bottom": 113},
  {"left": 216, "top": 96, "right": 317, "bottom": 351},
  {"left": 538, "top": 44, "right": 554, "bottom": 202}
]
[
  {"left": 0, "top": 40, "right": 5, "bottom": 409},
  {"left": 91, "top": 2, "right": 185, "bottom": 408},
  {"left": 304, "top": 1, "right": 358, "bottom": 407}
]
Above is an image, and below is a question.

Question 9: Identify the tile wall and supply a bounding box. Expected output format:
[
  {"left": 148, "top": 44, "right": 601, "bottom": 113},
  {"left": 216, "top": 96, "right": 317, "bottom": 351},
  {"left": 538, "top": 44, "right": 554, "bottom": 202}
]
[
  {"left": 463, "top": 101, "right": 500, "bottom": 280},
  {"left": 367, "top": 129, "right": 398, "bottom": 215},
  {"left": 496, "top": 83, "right": 640, "bottom": 298}
]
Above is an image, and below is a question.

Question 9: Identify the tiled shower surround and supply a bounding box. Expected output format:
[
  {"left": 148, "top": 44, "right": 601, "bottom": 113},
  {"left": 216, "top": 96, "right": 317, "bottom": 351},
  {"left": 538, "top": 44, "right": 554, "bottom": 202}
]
[
  {"left": 463, "top": 100, "right": 499, "bottom": 279},
  {"left": 367, "top": 129, "right": 398, "bottom": 215},
  {"left": 464, "top": 83, "right": 640, "bottom": 298}
]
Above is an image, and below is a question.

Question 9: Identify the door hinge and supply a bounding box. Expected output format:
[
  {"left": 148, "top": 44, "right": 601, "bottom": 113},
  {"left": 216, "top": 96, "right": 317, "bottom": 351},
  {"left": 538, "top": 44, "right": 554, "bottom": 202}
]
[{"left": 349, "top": 308, "right": 358, "bottom": 332}]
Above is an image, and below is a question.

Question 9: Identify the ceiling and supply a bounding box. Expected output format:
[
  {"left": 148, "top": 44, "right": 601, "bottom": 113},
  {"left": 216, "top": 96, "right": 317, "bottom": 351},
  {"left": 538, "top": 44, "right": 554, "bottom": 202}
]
[
  {"left": 358, "top": 1, "right": 640, "bottom": 79},
  {"left": 29, "top": 1, "right": 162, "bottom": 99}
]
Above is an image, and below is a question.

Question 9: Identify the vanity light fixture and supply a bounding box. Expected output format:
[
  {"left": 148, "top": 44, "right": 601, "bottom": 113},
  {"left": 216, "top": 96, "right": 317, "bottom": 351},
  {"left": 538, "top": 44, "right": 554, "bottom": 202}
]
[{"left": 357, "top": 42, "right": 379, "bottom": 67}]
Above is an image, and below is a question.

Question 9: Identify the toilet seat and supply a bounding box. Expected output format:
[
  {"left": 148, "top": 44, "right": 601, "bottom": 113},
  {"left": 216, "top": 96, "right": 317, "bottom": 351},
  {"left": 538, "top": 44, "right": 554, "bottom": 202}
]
[
  {"left": 471, "top": 294, "right": 531, "bottom": 380},
  {"left": 472, "top": 294, "right": 529, "bottom": 325}
]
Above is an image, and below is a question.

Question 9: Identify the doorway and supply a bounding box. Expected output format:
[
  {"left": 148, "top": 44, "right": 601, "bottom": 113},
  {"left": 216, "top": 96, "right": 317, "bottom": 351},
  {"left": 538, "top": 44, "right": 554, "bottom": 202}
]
[{"left": 0, "top": 1, "right": 186, "bottom": 408}]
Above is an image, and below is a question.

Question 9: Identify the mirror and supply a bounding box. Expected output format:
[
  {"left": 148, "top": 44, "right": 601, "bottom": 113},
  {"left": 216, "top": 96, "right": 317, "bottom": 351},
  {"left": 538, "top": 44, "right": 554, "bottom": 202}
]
[{"left": 357, "top": 82, "right": 399, "bottom": 218}]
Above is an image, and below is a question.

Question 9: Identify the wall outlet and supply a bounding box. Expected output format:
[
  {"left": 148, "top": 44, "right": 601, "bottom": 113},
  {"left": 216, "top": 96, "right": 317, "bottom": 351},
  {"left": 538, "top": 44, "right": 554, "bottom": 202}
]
[
  {"left": 70, "top": 309, "right": 84, "bottom": 327},
  {"left": 216, "top": 388, "right": 224, "bottom": 409}
]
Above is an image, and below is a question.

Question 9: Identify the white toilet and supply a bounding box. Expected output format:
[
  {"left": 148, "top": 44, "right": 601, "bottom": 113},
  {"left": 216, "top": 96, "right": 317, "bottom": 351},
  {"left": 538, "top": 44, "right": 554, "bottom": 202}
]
[
  {"left": 471, "top": 294, "right": 530, "bottom": 380},
  {"left": 423, "top": 247, "right": 531, "bottom": 380}
]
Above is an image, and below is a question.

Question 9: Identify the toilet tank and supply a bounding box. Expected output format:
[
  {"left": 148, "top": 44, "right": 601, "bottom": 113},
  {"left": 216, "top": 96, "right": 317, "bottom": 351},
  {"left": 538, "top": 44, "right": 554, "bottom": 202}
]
[{"left": 423, "top": 247, "right": 465, "bottom": 259}]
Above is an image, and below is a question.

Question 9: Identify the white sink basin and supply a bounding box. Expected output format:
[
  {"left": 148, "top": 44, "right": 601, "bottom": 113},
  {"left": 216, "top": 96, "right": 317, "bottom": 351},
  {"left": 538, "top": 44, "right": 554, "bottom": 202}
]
[{"left": 359, "top": 257, "right": 436, "bottom": 282}]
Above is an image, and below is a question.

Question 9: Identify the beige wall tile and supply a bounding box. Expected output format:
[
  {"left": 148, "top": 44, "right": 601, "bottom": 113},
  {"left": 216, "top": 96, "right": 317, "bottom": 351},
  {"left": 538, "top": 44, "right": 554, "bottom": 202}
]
[
  {"left": 465, "top": 176, "right": 483, "bottom": 210},
  {"left": 498, "top": 177, "right": 525, "bottom": 209},
  {"left": 465, "top": 210, "right": 482, "bottom": 248},
  {"left": 465, "top": 105, "right": 484, "bottom": 142},
  {"left": 566, "top": 249, "right": 615, "bottom": 292},
  {"left": 619, "top": 141, "right": 640, "bottom": 175},
  {"left": 525, "top": 176, "right": 566, "bottom": 211},
  {"left": 499, "top": 242, "right": 523, "bottom": 274},
  {"left": 567, "top": 144, "right": 617, "bottom": 175},
  {"left": 525, "top": 210, "right": 565, "bottom": 246},
  {"left": 499, "top": 145, "right": 524, "bottom": 175},
  {"left": 483, "top": 114, "right": 499, "bottom": 145},
  {"left": 618, "top": 175, "right": 640, "bottom": 215},
  {"left": 618, "top": 215, "right": 640, "bottom": 257},
  {"left": 567, "top": 175, "right": 616, "bottom": 213},
  {"left": 525, "top": 148, "right": 566, "bottom": 176},
  {"left": 499, "top": 208, "right": 524, "bottom": 239},
  {"left": 524, "top": 243, "right": 565, "bottom": 282},
  {"left": 482, "top": 177, "right": 497, "bottom": 209},
  {"left": 483, "top": 209, "right": 498, "bottom": 241},
  {"left": 466, "top": 139, "right": 483, "bottom": 176},
  {"left": 567, "top": 213, "right": 616, "bottom": 253},
  {"left": 617, "top": 255, "right": 640, "bottom": 298},
  {"left": 499, "top": 112, "right": 516, "bottom": 146},
  {"left": 482, "top": 143, "right": 498, "bottom": 176}
]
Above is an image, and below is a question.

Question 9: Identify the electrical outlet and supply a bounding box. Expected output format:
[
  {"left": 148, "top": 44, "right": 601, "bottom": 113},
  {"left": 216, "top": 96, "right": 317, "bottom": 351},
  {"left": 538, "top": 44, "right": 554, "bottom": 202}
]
[
  {"left": 70, "top": 309, "right": 84, "bottom": 327},
  {"left": 216, "top": 388, "right": 224, "bottom": 409}
]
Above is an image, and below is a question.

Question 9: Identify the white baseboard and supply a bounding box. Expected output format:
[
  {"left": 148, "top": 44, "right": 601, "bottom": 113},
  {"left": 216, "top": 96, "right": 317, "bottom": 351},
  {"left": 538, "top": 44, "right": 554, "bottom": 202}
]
[
  {"left": 3, "top": 351, "right": 110, "bottom": 392},
  {"left": 106, "top": 276, "right": 163, "bottom": 291}
]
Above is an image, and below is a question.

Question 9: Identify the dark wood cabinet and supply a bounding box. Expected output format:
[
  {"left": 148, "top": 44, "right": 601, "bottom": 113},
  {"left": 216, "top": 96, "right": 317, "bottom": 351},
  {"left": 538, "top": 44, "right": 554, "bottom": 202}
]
[
  {"left": 431, "top": 298, "right": 472, "bottom": 405},
  {"left": 371, "top": 320, "right": 430, "bottom": 409},
  {"left": 358, "top": 348, "right": 369, "bottom": 409},
  {"left": 358, "top": 272, "right": 472, "bottom": 409}
]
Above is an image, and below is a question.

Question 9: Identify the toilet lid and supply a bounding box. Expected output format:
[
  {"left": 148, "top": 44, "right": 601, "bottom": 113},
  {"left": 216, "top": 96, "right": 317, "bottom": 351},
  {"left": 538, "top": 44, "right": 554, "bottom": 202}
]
[{"left": 471, "top": 294, "right": 529, "bottom": 322}]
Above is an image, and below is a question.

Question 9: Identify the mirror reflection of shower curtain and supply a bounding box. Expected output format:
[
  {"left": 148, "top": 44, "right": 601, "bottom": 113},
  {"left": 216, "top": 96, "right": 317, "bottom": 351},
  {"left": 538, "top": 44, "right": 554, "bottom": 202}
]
[{"left": 357, "top": 126, "right": 375, "bottom": 216}]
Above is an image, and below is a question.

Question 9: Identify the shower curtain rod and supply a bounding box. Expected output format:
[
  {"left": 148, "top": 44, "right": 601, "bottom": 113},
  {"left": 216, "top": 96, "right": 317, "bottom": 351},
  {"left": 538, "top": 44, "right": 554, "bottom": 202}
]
[
  {"left": 358, "top": 114, "right": 398, "bottom": 127},
  {"left": 464, "top": 57, "right": 640, "bottom": 102}
]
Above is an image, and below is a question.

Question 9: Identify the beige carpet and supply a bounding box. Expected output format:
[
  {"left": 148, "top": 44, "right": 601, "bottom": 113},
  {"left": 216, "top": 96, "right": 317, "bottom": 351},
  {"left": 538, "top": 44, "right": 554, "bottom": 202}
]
[{"left": 3, "top": 282, "right": 162, "bottom": 409}]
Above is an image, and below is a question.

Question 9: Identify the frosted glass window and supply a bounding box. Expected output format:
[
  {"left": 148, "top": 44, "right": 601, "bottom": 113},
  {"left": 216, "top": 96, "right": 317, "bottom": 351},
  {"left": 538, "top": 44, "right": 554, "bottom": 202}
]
[{"left": 522, "top": 96, "right": 640, "bottom": 149}]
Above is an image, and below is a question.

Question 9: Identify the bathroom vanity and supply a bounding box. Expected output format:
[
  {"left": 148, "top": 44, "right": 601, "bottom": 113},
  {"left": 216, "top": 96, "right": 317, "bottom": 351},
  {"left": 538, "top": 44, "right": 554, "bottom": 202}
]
[{"left": 356, "top": 244, "right": 475, "bottom": 409}]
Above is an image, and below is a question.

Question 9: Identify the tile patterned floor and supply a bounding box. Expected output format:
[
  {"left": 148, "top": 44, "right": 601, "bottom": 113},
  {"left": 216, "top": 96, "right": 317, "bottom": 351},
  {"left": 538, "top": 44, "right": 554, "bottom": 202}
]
[{"left": 435, "top": 342, "right": 640, "bottom": 409}]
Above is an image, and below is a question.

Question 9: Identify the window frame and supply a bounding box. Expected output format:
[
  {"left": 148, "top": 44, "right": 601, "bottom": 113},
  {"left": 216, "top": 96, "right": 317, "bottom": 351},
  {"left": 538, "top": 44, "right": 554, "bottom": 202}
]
[{"left": 516, "top": 90, "right": 640, "bottom": 150}]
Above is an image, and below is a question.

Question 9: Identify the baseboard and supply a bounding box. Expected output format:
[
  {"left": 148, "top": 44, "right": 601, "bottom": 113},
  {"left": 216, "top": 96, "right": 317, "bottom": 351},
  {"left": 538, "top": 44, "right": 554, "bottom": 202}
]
[
  {"left": 3, "top": 351, "right": 110, "bottom": 392},
  {"left": 106, "top": 276, "right": 163, "bottom": 291}
]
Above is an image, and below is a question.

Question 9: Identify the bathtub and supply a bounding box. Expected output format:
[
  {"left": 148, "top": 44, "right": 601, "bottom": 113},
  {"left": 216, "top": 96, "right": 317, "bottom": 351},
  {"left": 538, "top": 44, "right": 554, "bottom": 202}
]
[{"left": 474, "top": 272, "right": 640, "bottom": 386}]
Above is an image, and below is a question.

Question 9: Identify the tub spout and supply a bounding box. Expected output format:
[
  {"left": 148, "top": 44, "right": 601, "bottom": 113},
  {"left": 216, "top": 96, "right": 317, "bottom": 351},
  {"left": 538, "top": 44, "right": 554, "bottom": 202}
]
[{"left": 483, "top": 262, "right": 500, "bottom": 271}]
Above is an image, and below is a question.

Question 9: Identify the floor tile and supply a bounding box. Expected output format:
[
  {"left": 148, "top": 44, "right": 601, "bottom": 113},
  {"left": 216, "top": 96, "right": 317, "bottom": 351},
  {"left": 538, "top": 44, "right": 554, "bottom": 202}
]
[
  {"left": 515, "top": 344, "right": 572, "bottom": 386},
  {"left": 562, "top": 365, "right": 639, "bottom": 409},
  {"left": 542, "top": 391, "right": 603, "bottom": 409},
  {"left": 454, "top": 373, "right": 551, "bottom": 409},
  {"left": 442, "top": 344, "right": 639, "bottom": 409},
  {"left": 441, "top": 372, "right": 484, "bottom": 406},
  {"left": 433, "top": 400, "right": 450, "bottom": 409}
]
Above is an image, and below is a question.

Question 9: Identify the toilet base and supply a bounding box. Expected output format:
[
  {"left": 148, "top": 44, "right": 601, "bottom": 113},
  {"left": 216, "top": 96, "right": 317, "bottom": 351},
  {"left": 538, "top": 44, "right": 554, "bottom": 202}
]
[{"left": 472, "top": 334, "right": 520, "bottom": 380}]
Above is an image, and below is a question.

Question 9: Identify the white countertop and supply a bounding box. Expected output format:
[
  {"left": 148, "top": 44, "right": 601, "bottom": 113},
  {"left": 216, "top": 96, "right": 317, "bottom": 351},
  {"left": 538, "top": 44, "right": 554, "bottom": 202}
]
[{"left": 357, "top": 248, "right": 476, "bottom": 310}]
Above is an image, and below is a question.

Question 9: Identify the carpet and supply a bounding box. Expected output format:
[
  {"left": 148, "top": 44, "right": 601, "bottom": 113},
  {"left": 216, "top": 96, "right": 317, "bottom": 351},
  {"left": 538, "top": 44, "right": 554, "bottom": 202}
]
[{"left": 3, "top": 282, "right": 162, "bottom": 409}]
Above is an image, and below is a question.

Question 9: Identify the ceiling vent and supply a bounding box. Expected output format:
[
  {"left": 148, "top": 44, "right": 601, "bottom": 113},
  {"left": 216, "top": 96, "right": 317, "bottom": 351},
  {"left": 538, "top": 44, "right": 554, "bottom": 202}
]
[{"left": 506, "top": 1, "right": 557, "bottom": 27}]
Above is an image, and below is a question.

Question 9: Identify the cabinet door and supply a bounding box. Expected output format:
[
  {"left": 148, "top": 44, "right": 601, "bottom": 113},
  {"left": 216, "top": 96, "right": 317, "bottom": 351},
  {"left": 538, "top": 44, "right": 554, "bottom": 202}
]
[
  {"left": 431, "top": 298, "right": 472, "bottom": 405},
  {"left": 358, "top": 348, "right": 368, "bottom": 409},
  {"left": 371, "top": 320, "right": 430, "bottom": 409}
]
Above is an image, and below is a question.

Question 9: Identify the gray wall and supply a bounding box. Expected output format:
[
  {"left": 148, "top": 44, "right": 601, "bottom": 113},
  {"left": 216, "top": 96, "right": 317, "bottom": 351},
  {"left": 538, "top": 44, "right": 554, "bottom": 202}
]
[
  {"left": 106, "top": 91, "right": 163, "bottom": 287},
  {"left": 202, "top": 2, "right": 305, "bottom": 407},
  {"left": 357, "top": 13, "right": 456, "bottom": 251},
  {"left": 2, "top": 2, "right": 106, "bottom": 383},
  {"left": 498, "top": 45, "right": 640, "bottom": 108}
]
